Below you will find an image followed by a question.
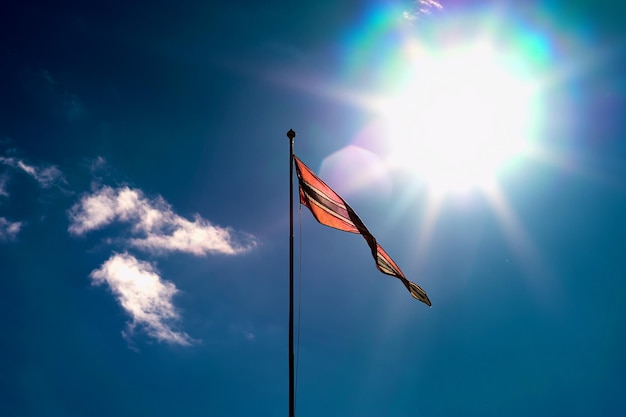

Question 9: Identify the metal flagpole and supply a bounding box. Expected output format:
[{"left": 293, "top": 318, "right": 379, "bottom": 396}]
[{"left": 287, "top": 128, "right": 296, "bottom": 417}]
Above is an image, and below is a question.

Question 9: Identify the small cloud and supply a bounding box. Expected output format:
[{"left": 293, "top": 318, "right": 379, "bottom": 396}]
[
  {"left": 90, "top": 253, "right": 193, "bottom": 345},
  {"left": 67, "top": 186, "right": 118, "bottom": 234},
  {"left": 0, "top": 156, "right": 67, "bottom": 189},
  {"left": 420, "top": 0, "right": 443, "bottom": 10},
  {"left": 402, "top": 10, "right": 417, "bottom": 21},
  {"left": 0, "top": 217, "right": 22, "bottom": 241},
  {"left": 228, "top": 323, "right": 256, "bottom": 342},
  {"left": 68, "top": 186, "right": 256, "bottom": 256},
  {"left": 0, "top": 174, "right": 9, "bottom": 197},
  {"left": 87, "top": 156, "right": 114, "bottom": 189},
  {"left": 0, "top": 157, "right": 16, "bottom": 169},
  {"left": 128, "top": 213, "right": 252, "bottom": 256},
  {"left": 403, "top": 0, "right": 444, "bottom": 21},
  {"left": 90, "top": 156, "right": 107, "bottom": 174},
  {"left": 20, "top": 161, "right": 65, "bottom": 188}
]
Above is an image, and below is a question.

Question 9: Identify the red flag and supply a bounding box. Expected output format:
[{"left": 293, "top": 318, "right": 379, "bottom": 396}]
[{"left": 294, "top": 155, "right": 431, "bottom": 306}]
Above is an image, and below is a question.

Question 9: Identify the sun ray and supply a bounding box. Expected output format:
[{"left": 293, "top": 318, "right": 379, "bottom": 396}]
[
  {"left": 481, "top": 182, "right": 558, "bottom": 303},
  {"left": 414, "top": 191, "right": 445, "bottom": 265}
]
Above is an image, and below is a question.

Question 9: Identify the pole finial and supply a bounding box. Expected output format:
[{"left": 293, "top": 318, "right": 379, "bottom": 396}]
[{"left": 286, "top": 129, "right": 296, "bottom": 140}]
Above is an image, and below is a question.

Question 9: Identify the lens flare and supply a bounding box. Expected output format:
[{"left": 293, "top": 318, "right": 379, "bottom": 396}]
[
  {"left": 379, "top": 40, "right": 540, "bottom": 193},
  {"left": 326, "top": 2, "right": 587, "bottom": 298}
]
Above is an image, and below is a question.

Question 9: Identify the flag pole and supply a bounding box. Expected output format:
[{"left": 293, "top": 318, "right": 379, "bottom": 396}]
[{"left": 286, "top": 128, "right": 296, "bottom": 417}]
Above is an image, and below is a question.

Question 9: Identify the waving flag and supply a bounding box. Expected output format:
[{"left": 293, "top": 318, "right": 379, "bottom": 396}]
[{"left": 294, "top": 155, "right": 431, "bottom": 306}]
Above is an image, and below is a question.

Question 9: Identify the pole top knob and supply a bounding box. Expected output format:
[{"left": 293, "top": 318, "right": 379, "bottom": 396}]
[{"left": 286, "top": 129, "right": 296, "bottom": 140}]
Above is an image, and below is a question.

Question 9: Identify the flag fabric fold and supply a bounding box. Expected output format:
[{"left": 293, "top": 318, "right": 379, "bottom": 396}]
[{"left": 294, "top": 155, "right": 431, "bottom": 307}]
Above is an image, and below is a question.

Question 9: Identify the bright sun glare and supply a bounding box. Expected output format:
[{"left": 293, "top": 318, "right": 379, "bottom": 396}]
[{"left": 379, "top": 41, "right": 537, "bottom": 194}]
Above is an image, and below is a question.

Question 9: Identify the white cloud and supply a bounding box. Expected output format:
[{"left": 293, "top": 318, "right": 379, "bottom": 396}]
[
  {"left": 68, "top": 186, "right": 118, "bottom": 234},
  {"left": 0, "top": 217, "right": 22, "bottom": 241},
  {"left": 68, "top": 186, "right": 256, "bottom": 255},
  {"left": 90, "top": 253, "right": 193, "bottom": 345},
  {"left": 403, "top": 0, "right": 443, "bottom": 20},
  {"left": 0, "top": 156, "right": 66, "bottom": 188}
]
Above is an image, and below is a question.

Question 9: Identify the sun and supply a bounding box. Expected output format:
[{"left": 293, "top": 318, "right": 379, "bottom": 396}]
[{"left": 378, "top": 41, "right": 538, "bottom": 194}]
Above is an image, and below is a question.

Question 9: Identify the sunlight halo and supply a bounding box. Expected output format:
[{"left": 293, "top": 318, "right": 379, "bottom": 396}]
[{"left": 378, "top": 40, "right": 539, "bottom": 194}]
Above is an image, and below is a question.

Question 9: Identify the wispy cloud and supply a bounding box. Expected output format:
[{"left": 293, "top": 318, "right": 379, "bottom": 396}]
[
  {"left": 90, "top": 156, "right": 107, "bottom": 174},
  {"left": 403, "top": 0, "right": 443, "bottom": 21},
  {"left": 68, "top": 186, "right": 256, "bottom": 255},
  {"left": 0, "top": 174, "right": 8, "bottom": 197},
  {"left": 90, "top": 253, "right": 193, "bottom": 345},
  {"left": 0, "top": 217, "right": 22, "bottom": 241},
  {"left": 0, "top": 153, "right": 65, "bottom": 239},
  {"left": 229, "top": 323, "right": 256, "bottom": 342},
  {"left": 0, "top": 156, "right": 67, "bottom": 189}
]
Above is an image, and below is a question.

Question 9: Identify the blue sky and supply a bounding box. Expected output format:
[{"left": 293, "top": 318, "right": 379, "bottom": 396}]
[{"left": 1, "top": 0, "right": 625, "bottom": 416}]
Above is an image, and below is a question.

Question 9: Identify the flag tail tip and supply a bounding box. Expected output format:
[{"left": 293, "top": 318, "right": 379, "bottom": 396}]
[
  {"left": 420, "top": 296, "right": 432, "bottom": 307},
  {"left": 407, "top": 281, "right": 432, "bottom": 307}
]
